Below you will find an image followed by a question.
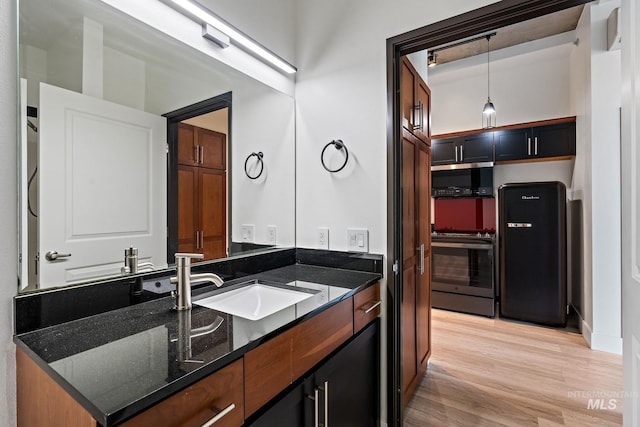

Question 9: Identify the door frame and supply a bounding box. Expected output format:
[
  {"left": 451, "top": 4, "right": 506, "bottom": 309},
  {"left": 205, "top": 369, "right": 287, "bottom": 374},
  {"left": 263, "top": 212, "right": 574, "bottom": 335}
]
[
  {"left": 385, "top": 1, "right": 592, "bottom": 425},
  {"left": 164, "top": 92, "right": 232, "bottom": 264}
]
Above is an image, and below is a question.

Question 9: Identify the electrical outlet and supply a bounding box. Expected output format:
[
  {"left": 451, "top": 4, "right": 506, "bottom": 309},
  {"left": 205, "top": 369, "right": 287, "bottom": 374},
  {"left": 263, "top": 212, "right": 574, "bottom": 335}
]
[
  {"left": 266, "top": 225, "right": 277, "bottom": 244},
  {"left": 347, "top": 228, "right": 369, "bottom": 253},
  {"left": 241, "top": 224, "right": 255, "bottom": 243},
  {"left": 317, "top": 227, "right": 329, "bottom": 249}
]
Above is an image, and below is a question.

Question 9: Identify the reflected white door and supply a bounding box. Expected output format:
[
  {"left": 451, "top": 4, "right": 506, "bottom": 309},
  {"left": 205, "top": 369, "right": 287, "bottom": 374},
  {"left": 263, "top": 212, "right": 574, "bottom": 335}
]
[
  {"left": 39, "top": 83, "right": 167, "bottom": 288},
  {"left": 622, "top": 0, "right": 640, "bottom": 425}
]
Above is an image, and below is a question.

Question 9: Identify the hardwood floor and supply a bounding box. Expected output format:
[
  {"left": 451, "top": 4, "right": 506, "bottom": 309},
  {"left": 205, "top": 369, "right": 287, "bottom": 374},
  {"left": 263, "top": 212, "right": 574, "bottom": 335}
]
[{"left": 404, "top": 309, "right": 623, "bottom": 426}]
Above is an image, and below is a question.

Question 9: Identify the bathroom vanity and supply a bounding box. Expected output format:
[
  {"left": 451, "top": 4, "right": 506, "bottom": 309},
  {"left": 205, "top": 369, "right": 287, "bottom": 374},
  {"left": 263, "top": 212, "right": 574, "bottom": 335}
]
[{"left": 14, "top": 249, "right": 382, "bottom": 426}]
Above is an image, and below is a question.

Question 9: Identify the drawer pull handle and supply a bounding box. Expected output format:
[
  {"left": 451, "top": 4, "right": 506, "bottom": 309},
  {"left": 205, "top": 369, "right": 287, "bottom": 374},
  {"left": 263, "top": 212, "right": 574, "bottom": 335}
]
[
  {"left": 201, "top": 403, "right": 235, "bottom": 427},
  {"left": 362, "top": 300, "right": 382, "bottom": 314},
  {"left": 306, "top": 389, "right": 319, "bottom": 427}
]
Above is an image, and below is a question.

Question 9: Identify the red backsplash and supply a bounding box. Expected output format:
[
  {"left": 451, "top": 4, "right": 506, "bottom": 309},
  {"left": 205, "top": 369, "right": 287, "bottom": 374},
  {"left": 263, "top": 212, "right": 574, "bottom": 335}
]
[{"left": 434, "top": 198, "right": 496, "bottom": 233}]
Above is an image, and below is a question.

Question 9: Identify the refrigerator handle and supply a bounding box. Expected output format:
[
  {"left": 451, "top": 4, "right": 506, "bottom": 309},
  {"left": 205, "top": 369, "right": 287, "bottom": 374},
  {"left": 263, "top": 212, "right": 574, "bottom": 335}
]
[{"left": 417, "top": 244, "right": 425, "bottom": 274}]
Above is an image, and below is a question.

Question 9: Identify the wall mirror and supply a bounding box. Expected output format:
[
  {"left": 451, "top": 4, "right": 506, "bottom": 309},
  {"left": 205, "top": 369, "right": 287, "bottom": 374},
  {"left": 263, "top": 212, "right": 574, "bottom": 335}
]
[{"left": 17, "top": 0, "right": 296, "bottom": 293}]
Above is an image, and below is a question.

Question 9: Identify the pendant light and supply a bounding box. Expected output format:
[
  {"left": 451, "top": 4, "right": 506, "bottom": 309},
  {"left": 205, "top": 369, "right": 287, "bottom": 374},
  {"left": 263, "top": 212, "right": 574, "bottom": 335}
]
[{"left": 482, "top": 34, "right": 496, "bottom": 128}]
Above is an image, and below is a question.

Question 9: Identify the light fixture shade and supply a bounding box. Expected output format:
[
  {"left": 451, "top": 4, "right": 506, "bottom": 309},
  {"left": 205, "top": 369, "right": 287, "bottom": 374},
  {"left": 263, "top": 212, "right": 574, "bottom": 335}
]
[
  {"left": 483, "top": 98, "right": 496, "bottom": 128},
  {"left": 483, "top": 98, "right": 495, "bottom": 115}
]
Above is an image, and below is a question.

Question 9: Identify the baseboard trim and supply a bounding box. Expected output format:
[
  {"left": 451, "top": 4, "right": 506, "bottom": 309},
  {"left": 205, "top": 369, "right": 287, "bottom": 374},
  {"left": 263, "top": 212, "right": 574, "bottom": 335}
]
[
  {"left": 591, "top": 333, "right": 623, "bottom": 355},
  {"left": 579, "top": 315, "right": 623, "bottom": 354}
]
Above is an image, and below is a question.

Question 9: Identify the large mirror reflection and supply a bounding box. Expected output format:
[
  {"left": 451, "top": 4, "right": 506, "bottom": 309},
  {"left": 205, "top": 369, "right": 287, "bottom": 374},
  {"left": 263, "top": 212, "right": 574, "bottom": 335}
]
[{"left": 18, "top": 0, "right": 296, "bottom": 293}]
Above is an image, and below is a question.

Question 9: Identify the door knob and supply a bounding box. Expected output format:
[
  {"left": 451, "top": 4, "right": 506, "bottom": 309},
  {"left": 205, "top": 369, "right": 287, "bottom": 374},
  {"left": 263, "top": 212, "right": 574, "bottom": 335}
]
[{"left": 45, "top": 251, "right": 72, "bottom": 261}]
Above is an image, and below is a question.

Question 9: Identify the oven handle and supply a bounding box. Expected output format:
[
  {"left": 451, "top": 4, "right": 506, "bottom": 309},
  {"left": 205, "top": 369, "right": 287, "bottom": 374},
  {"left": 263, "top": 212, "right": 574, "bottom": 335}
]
[{"left": 431, "top": 241, "right": 493, "bottom": 250}]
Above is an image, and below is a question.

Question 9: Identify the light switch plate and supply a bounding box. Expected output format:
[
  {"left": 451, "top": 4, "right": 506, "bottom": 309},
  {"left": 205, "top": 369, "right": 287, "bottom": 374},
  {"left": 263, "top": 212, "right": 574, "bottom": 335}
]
[
  {"left": 241, "top": 224, "right": 255, "bottom": 243},
  {"left": 347, "top": 228, "right": 369, "bottom": 253},
  {"left": 317, "top": 227, "right": 329, "bottom": 249},
  {"left": 266, "top": 225, "right": 277, "bottom": 244}
]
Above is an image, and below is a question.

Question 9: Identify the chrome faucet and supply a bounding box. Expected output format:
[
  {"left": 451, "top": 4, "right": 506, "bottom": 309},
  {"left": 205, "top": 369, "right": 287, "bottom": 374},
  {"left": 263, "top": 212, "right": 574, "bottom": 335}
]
[
  {"left": 170, "top": 253, "right": 224, "bottom": 310},
  {"left": 121, "top": 246, "right": 156, "bottom": 274}
]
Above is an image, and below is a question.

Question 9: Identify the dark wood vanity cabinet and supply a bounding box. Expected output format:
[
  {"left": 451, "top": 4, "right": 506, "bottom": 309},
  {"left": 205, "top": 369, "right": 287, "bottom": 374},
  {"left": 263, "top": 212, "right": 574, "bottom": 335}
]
[
  {"left": 17, "top": 283, "right": 381, "bottom": 427},
  {"left": 494, "top": 121, "right": 576, "bottom": 162},
  {"left": 178, "top": 122, "right": 227, "bottom": 260},
  {"left": 247, "top": 320, "right": 379, "bottom": 427},
  {"left": 121, "top": 359, "right": 244, "bottom": 427}
]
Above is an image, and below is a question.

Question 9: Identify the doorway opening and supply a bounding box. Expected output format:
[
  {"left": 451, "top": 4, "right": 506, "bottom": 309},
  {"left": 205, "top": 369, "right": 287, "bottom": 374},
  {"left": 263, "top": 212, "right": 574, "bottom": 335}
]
[
  {"left": 164, "top": 92, "right": 232, "bottom": 265},
  {"left": 386, "top": 1, "right": 594, "bottom": 425}
]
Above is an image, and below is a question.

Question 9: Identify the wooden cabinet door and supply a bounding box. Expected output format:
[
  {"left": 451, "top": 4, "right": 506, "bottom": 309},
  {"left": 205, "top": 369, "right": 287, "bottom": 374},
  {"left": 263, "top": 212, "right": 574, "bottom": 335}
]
[
  {"left": 199, "top": 168, "right": 227, "bottom": 259},
  {"left": 416, "top": 146, "right": 431, "bottom": 374},
  {"left": 177, "top": 165, "right": 199, "bottom": 254},
  {"left": 198, "top": 128, "right": 226, "bottom": 170},
  {"left": 401, "top": 57, "right": 431, "bottom": 145},
  {"left": 460, "top": 132, "right": 493, "bottom": 163},
  {"left": 401, "top": 58, "right": 417, "bottom": 134},
  {"left": 415, "top": 79, "right": 431, "bottom": 144},
  {"left": 401, "top": 135, "right": 418, "bottom": 406},
  {"left": 431, "top": 137, "right": 458, "bottom": 165},
  {"left": 533, "top": 122, "right": 576, "bottom": 158},
  {"left": 313, "top": 321, "right": 379, "bottom": 427},
  {"left": 246, "top": 382, "right": 307, "bottom": 427},
  {"left": 178, "top": 123, "right": 197, "bottom": 166},
  {"left": 494, "top": 128, "right": 529, "bottom": 161}
]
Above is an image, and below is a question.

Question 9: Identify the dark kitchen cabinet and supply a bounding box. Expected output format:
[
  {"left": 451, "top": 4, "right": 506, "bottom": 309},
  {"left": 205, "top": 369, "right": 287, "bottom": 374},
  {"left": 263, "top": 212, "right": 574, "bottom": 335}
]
[
  {"left": 247, "top": 320, "right": 379, "bottom": 427},
  {"left": 432, "top": 133, "right": 494, "bottom": 166},
  {"left": 494, "top": 121, "right": 575, "bottom": 162}
]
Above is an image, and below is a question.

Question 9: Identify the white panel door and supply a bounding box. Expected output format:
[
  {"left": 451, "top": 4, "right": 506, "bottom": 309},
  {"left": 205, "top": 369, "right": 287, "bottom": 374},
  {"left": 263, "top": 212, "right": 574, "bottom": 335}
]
[
  {"left": 39, "top": 83, "right": 167, "bottom": 288},
  {"left": 622, "top": 0, "right": 640, "bottom": 425}
]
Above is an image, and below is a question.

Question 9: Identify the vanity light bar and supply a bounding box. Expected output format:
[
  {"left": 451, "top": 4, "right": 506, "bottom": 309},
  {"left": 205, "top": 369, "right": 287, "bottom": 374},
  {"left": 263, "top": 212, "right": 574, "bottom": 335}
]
[{"left": 169, "top": 0, "right": 297, "bottom": 74}]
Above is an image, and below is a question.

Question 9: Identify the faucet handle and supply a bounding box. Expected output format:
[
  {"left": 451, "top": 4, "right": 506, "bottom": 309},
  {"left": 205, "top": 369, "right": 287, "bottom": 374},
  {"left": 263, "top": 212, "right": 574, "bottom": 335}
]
[
  {"left": 174, "top": 253, "right": 205, "bottom": 260},
  {"left": 174, "top": 253, "right": 204, "bottom": 267}
]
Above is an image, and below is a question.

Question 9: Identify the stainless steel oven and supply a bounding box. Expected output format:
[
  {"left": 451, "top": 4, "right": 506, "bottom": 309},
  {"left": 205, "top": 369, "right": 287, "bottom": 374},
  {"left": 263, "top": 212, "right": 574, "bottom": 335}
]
[{"left": 431, "top": 234, "right": 495, "bottom": 317}]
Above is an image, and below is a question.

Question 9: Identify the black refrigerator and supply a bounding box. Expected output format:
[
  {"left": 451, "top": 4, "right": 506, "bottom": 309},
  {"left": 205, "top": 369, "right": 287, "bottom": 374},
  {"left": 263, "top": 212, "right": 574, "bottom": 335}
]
[{"left": 498, "top": 182, "right": 567, "bottom": 326}]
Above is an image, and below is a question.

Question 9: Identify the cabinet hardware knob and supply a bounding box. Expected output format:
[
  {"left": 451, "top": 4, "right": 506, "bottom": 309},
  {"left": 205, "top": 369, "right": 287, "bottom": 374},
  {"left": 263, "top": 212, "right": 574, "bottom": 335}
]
[{"left": 201, "top": 403, "right": 235, "bottom": 427}]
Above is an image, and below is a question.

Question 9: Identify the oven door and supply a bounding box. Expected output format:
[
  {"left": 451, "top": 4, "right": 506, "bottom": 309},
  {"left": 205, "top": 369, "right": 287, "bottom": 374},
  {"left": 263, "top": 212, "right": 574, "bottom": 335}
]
[{"left": 431, "top": 240, "right": 494, "bottom": 297}]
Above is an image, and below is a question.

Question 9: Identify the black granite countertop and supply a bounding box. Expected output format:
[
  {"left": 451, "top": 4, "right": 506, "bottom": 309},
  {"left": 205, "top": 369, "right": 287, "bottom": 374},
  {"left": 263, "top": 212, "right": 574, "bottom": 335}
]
[{"left": 14, "top": 263, "right": 381, "bottom": 426}]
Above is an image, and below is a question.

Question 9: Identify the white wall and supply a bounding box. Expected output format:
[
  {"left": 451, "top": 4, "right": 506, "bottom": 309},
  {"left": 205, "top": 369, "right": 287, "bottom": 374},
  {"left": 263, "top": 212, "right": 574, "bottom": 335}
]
[
  {"left": 231, "top": 79, "right": 296, "bottom": 247},
  {"left": 571, "top": 1, "right": 622, "bottom": 354},
  {"left": 199, "top": 0, "right": 296, "bottom": 65},
  {"left": 0, "top": 0, "right": 17, "bottom": 424},
  {"left": 429, "top": 39, "right": 573, "bottom": 134},
  {"left": 294, "top": 0, "right": 498, "bottom": 422}
]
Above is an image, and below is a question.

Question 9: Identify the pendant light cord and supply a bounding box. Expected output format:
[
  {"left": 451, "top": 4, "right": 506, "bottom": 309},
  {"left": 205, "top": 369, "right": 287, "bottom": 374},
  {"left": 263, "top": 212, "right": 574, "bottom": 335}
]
[{"left": 486, "top": 34, "right": 491, "bottom": 99}]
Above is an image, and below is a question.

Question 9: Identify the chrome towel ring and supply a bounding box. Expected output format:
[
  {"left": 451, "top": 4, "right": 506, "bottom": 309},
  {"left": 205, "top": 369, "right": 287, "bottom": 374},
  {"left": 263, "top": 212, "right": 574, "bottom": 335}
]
[
  {"left": 321, "top": 139, "right": 349, "bottom": 173},
  {"left": 245, "top": 152, "right": 264, "bottom": 180}
]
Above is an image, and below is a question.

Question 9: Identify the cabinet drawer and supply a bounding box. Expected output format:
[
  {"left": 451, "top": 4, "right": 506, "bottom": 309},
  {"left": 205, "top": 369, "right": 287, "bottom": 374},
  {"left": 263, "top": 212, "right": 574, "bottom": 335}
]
[
  {"left": 292, "top": 297, "right": 353, "bottom": 379},
  {"left": 244, "top": 329, "right": 294, "bottom": 417},
  {"left": 122, "top": 358, "right": 244, "bottom": 427},
  {"left": 353, "top": 283, "right": 381, "bottom": 334}
]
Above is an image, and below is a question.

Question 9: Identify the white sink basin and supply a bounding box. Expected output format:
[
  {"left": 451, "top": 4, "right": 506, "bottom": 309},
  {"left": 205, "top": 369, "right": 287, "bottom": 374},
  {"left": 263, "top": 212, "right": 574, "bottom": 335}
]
[{"left": 194, "top": 283, "right": 314, "bottom": 320}]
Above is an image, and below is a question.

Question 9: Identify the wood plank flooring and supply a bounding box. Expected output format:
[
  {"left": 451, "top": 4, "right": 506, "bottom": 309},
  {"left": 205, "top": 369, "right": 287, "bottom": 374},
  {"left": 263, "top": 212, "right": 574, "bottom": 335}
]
[{"left": 404, "top": 309, "right": 623, "bottom": 426}]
